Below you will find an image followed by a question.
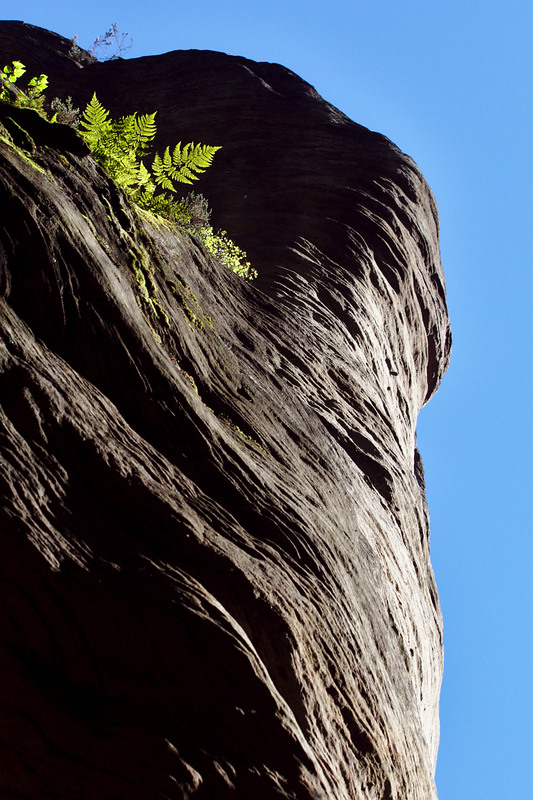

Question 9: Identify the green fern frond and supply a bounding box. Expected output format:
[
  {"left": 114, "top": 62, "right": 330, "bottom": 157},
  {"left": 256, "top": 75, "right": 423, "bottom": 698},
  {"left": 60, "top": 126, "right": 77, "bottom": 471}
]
[
  {"left": 136, "top": 160, "right": 152, "bottom": 187},
  {"left": 153, "top": 141, "right": 221, "bottom": 187},
  {"left": 80, "top": 96, "right": 221, "bottom": 198},
  {"left": 80, "top": 93, "right": 111, "bottom": 138},
  {"left": 176, "top": 142, "right": 221, "bottom": 171},
  {"left": 115, "top": 155, "right": 141, "bottom": 188},
  {"left": 79, "top": 94, "right": 115, "bottom": 163},
  {"left": 110, "top": 111, "right": 157, "bottom": 159},
  {"left": 152, "top": 150, "right": 175, "bottom": 191},
  {"left": 134, "top": 112, "right": 157, "bottom": 141}
]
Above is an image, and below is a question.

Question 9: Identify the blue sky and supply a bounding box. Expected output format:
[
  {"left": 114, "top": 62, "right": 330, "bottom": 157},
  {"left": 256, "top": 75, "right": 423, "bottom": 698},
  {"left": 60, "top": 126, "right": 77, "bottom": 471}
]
[{"left": 8, "top": 2, "right": 533, "bottom": 797}]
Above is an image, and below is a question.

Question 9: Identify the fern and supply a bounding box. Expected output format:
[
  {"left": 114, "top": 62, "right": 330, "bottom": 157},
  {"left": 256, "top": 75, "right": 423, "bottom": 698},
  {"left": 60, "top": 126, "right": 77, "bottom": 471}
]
[
  {"left": 79, "top": 94, "right": 157, "bottom": 190},
  {"left": 79, "top": 93, "right": 111, "bottom": 149},
  {"left": 152, "top": 142, "right": 220, "bottom": 187},
  {"left": 79, "top": 95, "right": 254, "bottom": 278},
  {"left": 1, "top": 70, "right": 254, "bottom": 277},
  {"left": 80, "top": 95, "right": 220, "bottom": 199}
]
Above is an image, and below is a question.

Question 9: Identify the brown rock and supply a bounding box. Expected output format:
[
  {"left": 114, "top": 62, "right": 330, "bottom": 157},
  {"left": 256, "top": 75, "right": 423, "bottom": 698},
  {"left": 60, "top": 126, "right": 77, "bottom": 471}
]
[{"left": 0, "top": 22, "right": 450, "bottom": 799}]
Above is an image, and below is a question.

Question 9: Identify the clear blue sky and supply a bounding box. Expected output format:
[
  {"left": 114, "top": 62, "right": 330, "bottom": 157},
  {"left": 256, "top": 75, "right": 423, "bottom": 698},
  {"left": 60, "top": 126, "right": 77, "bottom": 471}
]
[{"left": 8, "top": 2, "right": 533, "bottom": 797}]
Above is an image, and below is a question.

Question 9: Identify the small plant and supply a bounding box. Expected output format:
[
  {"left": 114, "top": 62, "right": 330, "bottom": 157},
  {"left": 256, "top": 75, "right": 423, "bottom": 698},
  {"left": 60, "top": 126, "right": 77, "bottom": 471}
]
[
  {"left": 69, "top": 24, "right": 132, "bottom": 64},
  {"left": 0, "top": 60, "right": 25, "bottom": 99},
  {"left": 68, "top": 35, "right": 97, "bottom": 65},
  {"left": 79, "top": 95, "right": 255, "bottom": 277},
  {"left": 198, "top": 227, "right": 257, "bottom": 280},
  {"left": 49, "top": 96, "right": 81, "bottom": 126},
  {"left": 19, "top": 73, "right": 49, "bottom": 113},
  {"left": 174, "top": 191, "right": 211, "bottom": 232},
  {"left": 89, "top": 23, "right": 133, "bottom": 61},
  {"left": 0, "top": 61, "right": 48, "bottom": 114}
]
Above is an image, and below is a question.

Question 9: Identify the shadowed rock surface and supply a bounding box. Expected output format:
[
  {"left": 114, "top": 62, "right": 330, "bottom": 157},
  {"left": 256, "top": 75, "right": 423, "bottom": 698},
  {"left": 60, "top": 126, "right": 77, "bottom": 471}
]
[{"left": 0, "top": 21, "right": 451, "bottom": 799}]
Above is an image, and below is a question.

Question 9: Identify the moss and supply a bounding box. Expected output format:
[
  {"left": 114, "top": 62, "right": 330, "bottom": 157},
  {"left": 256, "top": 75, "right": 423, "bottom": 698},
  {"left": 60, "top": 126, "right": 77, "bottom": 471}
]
[
  {"left": 129, "top": 246, "right": 171, "bottom": 341},
  {"left": 218, "top": 414, "right": 264, "bottom": 450},
  {"left": 175, "top": 371, "right": 263, "bottom": 451},
  {"left": 134, "top": 204, "right": 175, "bottom": 232},
  {"left": 0, "top": 123, "right": 46, "bottom": 174},
  {"left": 1, "top": 116, "right": 36, "bottom": 151},
  {"left": 95, "top": 234, "right": 114, "bottom": 260},
  {"left": 180, "top": 370, "right": 199, "bottom": 394},
  {"left": 80, "top": 213, "right": 98, "bottom": 236},
  {"left": 166, "top": 275, "right": 213, "bottom": 331},
  {"left": 134, "top": 263, "right": 170, "bottom": 325}
]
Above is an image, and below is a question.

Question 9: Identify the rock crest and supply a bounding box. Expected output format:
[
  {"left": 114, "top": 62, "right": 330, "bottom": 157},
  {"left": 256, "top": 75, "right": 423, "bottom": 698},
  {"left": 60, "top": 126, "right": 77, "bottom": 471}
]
[{"left": 0, "top": 21, "right": 450, "bottom": 799}]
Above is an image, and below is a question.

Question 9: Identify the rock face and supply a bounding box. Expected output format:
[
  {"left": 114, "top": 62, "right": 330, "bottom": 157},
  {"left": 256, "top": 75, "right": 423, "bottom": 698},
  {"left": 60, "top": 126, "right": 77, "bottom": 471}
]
[{"left": 0, "top": 22, "right": 451, "bottom": 800}]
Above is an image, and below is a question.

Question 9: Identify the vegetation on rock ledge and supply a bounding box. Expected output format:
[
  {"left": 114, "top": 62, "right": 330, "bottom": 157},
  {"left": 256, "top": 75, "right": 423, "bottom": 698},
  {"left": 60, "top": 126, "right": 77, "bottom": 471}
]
[{"left": 0, "top": 60, "right": 256, "bottom": 279}]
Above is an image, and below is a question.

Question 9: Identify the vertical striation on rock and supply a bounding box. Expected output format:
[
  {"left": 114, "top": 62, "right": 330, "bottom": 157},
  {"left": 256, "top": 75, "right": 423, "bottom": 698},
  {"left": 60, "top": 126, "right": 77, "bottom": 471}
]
[{"left": 0, "top": 21, "right": 451, "bottom": 799}]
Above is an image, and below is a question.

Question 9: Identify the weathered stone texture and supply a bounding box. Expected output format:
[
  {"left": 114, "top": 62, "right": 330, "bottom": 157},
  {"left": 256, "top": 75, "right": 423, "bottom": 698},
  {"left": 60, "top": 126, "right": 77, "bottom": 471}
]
[{"left": 0, "top": 22, "right": 450, "bottom": 799}]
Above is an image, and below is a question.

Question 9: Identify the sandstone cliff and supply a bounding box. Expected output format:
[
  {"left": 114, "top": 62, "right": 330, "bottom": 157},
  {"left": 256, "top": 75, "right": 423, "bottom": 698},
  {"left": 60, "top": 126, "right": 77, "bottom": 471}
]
[{"left": 0, "top": 21, "right": 451, "bottom": 799}]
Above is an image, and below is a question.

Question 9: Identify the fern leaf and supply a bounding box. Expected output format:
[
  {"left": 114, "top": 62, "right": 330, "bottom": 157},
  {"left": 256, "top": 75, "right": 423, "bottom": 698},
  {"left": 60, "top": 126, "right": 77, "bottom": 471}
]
[
  {"left": 135, "top": 112, "right": 157, "bottom": 144},
  {"left": 113, "top": 154, "right": 141, "bottom": 189},
  {"left": 119, "top": 112, "right": 157, "bottom": 158},
  {"left": 163, "top": 146, "right": 172, "bottom": 172},
  {"left": 136, "top": 160, "right": 151, "bottom": 187},
  {"left": 80, "top": 93, "right": 110, "bottom": 136},
  {"left": 79, "top": 94, "right": 116, "bottom": 163},
  {"left": 151, "top": 152, "right": 163, "bottom": 174},
  {"left": 176, "top": 166, "right": 197, "bottom": 184},
  {"left": 110, "top": 114, "right": 137, "bottom": 155},
  {"left": 152, "top": 150, "right": 176, "bottom": 191},
  {"left": 151, "top": 141, "right": 221, "bottom": 187},
  {"left": 174, "top": 142, "right": 221, "bottom": 172}
]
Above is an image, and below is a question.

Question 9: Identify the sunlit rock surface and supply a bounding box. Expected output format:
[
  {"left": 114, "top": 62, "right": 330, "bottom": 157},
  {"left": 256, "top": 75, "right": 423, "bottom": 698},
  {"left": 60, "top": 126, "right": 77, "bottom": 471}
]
[{"left": 0, "top": 21, "right": 450, "bottom": 799}]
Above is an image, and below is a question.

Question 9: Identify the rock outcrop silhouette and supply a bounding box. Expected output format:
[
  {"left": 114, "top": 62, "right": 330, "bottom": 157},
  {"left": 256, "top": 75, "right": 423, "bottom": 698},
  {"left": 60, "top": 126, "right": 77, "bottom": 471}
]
[{"left": 0, "top": 21, "right": 451, "bottom": 800}]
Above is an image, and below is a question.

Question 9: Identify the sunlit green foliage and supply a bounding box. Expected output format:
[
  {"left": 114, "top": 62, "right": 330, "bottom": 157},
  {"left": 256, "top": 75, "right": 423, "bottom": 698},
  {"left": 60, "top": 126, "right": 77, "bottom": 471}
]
[
  {"left": 0, "top": 61, "right": 48, "bottom": 113},
  {"left": 0, "top": 60, "right": 25, "bottom": 97},
  {"left": 199, "top": 227, "right": 257, "bottom": 280},
  {"left": 79, "top": 95, "right": 255, "bottom": 277},
  {"left": 79, "top": 94, "right": 221, "bottom": 210},
  {"left": 0, "top": 63, "right": 256, "bottom": 279}
]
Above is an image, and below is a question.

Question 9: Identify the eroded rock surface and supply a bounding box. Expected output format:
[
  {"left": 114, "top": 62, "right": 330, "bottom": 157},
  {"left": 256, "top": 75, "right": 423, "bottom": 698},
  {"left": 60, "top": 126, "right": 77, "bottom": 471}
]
[{"left": 0, "top": 21, "right": 450, "bottom": 799}]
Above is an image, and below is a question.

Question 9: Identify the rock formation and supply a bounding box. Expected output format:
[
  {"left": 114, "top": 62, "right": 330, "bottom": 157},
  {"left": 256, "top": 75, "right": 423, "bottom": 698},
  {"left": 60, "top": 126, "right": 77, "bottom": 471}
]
[{"left": 0, "top": 21, "right": 451, "bottom": 799}]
